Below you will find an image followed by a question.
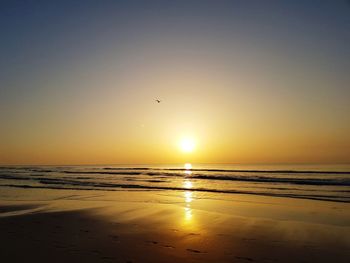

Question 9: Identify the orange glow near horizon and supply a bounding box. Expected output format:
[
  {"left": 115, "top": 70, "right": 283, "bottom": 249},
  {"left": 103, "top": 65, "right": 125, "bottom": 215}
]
[{"left": 1, "top": 2, "right": 350, "bottom": 166}]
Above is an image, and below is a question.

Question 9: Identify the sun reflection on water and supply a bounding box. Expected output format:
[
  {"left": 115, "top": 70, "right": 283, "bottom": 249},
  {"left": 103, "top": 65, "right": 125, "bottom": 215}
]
[
  {"left": 184, "top": 163, "right": 192, "bottom": 170},
  {"left": 184, "top": 179, "right": 193, "bottom": 189},
  {"left": 184, "top": 170, "right": 192, "bottom": 176},
  {"left": 183, "top": 164, "right": 194, "bottom": 225}
]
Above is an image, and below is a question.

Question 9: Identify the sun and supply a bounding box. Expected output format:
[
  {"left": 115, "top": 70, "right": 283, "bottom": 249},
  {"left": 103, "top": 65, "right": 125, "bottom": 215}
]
[{"left": 179, "top": 137, "right": 196, "bottom": 153}]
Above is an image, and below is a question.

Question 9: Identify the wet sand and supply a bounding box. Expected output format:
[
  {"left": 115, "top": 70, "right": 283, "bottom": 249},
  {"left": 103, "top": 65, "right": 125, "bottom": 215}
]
[{"left": 0, "top": 187, "right": 350, "bottom": 263}]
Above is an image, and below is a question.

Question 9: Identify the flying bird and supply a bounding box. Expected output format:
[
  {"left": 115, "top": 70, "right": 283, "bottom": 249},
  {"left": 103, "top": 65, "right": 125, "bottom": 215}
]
[{"left": 155, "top": 99, "right": 161, "bottom": 103}]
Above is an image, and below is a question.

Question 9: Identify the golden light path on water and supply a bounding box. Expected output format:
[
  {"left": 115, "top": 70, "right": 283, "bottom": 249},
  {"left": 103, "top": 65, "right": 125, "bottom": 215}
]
[{"left": 183, "top": 163, "right": 194, "bottom": 224}]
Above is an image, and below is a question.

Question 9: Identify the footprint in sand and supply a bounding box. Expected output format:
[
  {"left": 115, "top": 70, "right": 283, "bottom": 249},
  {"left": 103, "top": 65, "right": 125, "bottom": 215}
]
[
  {"left": 187, "top": 233, "right": 200, "bottom": 236},
  {"left": 186, "top": 248, "right": 207, "bottom": 254},
  {"left": 162, "top": 244, "right": 175, "bottom": 249},
  {"left": 145, "top": 240, "right": 159, "bottom": 245}
]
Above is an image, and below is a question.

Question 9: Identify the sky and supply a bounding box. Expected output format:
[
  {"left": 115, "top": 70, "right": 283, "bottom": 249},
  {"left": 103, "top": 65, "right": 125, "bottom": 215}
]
[{"left": 1, "top": 0, "right": 349, "bottom": 165}]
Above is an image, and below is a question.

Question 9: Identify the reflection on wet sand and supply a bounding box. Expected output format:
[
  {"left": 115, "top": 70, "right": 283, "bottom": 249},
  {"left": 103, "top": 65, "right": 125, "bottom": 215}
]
[
  {"left": 184, "top": 189, "right": 193, "bottom": 222},
  {"left": 184, "top": 191, "right": 193, "bottom": 203},
  {"left": 183, "top": 165, "right": 195, "bottom": 226},
  {"left": 1, "top": 184, "right": 350, "bottom": 263}
]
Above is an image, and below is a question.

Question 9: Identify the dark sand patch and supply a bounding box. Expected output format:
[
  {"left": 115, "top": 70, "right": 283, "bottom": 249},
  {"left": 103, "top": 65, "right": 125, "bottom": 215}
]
[{"left": 0, "top": 204, "right": 41, "bottom": 214}]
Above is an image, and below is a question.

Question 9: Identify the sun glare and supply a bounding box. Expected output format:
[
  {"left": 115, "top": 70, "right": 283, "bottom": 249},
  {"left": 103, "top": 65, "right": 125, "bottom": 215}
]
[
  {"left": 180, "top": 138, "right": 196, "bottom": 153},
  {"left": 184, "top": 163, "right": 192, "bottom": 170}
]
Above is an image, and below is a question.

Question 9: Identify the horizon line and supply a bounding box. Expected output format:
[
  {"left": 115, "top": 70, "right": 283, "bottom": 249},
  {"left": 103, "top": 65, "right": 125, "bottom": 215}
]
[{"left": 1, "top": 162, "right": 350, "bottom": 167}]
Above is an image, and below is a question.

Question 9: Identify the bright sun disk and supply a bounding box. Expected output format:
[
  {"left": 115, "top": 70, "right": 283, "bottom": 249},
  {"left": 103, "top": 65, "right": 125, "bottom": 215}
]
[{"left": 180, "top": 138, "right": 196, "bottom": 153}]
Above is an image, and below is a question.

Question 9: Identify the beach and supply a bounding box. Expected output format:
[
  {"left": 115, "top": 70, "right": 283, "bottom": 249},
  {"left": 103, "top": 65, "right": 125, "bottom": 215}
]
[
  {"left": 2, "top": 1, "right": 350, "bottom": 261},
  {"left": 2, "top": 1, "right": 350, "bottom": 262},
  {"left": 1, "top": 181, "right": 350, "bottom": 263}
]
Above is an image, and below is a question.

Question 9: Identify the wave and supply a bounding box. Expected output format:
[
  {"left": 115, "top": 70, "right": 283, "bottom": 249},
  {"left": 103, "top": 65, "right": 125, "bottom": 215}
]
[
  {"left": 102, "top": 167, "right": 350, "bottom": 174},
  {"left": 1, "top": 166, "right": 350, "bottom": 174},
  {"left": 1, "top": 166, "right": 349, "bottom": 203},
  {"left": 1, "top": 172, "right": 349, "bottom": 187},
  {"left": 187, "top": 174, "right": 350, "bottom": 186},
  {"left": 63, "top": 171, "right": 142, "bottom": 175},
  {"left": 1, "top": 183, "right": 349, "bottom": 203}
]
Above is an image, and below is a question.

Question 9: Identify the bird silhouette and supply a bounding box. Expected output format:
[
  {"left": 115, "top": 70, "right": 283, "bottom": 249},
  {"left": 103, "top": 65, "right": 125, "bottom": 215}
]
[{"left": 155, "top": 99, "right": 161, "bottom": 103}]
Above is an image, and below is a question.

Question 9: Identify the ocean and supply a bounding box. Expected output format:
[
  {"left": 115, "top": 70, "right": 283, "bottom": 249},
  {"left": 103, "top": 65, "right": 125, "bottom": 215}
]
[{"left": 1, "top": 164, "right": 349, "bottom": 203}]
